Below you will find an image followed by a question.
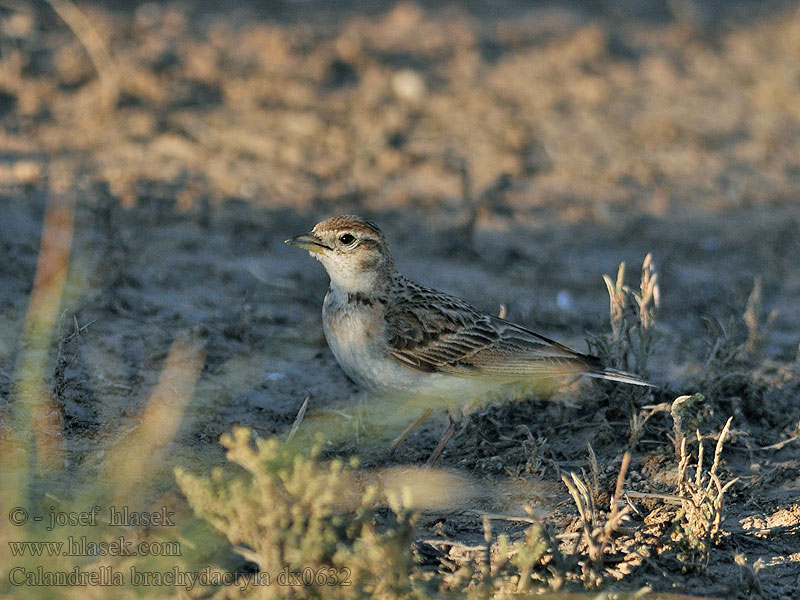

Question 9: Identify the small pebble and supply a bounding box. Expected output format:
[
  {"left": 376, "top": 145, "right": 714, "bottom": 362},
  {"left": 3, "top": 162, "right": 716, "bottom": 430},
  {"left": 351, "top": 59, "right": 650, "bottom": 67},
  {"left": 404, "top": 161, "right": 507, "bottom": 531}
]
[
  {"left": 556, "top": 290, "right": 573, "bottom": 310},
  {"left": 391, "top": 69, "right": 426, "bottom": 102}
]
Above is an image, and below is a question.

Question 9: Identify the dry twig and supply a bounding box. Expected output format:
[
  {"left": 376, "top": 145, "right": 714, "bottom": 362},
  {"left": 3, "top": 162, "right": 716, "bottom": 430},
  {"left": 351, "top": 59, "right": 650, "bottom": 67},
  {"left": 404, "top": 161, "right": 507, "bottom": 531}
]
[{"left": 44, "top": 0, "right": 119, "bottom": 109}]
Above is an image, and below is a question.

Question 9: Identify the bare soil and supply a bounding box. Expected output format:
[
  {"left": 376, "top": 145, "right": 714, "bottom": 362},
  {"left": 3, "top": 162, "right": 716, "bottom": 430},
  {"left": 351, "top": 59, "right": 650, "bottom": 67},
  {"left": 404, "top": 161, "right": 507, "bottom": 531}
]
[{"left": 1, "top": 1, "right": 799, "bottom": 597}]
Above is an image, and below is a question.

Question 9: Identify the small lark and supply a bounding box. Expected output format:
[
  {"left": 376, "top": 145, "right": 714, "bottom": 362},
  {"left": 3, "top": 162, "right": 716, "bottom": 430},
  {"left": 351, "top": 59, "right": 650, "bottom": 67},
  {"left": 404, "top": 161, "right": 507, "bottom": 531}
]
[{"left": 286, "top": 215, "right": 652, "bottom": 404}]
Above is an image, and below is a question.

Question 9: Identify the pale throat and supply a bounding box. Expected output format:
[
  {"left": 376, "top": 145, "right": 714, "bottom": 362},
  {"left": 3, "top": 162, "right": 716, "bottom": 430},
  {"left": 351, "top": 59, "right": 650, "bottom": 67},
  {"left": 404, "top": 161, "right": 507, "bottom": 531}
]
[{"left": 318, "top": 255, "right": 393, "bottom": 297}]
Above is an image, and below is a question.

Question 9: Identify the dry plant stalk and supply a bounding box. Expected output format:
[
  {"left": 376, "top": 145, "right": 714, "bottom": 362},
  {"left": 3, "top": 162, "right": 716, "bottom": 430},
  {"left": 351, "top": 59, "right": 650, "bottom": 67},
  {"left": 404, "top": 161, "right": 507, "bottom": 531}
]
[
  {"left": 592, "top": 253, "right": 659, "bottom": 384},
  {"left": 561, "top": 452, "right": 632, "bottom": 586},
  {"left": 743, "top": 276, "right": 777, "bottom": 356},
  {"left": 672, "top": 416, "right": 739, "bottom": 568},
  {"left": 44, "top": 0, "right": 119, "bottom": 109},
  {"left": 103, "top": 330, "right": 206, "bottom": 506},
  {"left": 604, "top": 261, "right": 626, "bottom": 342},
  {"left": 628, "top": 402, "right": 669, "bottom": 448},
  {"left": 743, "top": 276, "right": 763, "bottom": 353},
  {"left": 0, "top": 194, "right": 75, "bottom": 509}
]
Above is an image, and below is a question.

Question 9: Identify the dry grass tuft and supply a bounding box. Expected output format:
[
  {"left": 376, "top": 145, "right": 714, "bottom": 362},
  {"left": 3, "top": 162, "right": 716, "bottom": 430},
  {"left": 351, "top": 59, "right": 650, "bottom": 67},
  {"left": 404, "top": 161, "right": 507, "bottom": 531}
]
[
  {"left": 669, "top": 416, "right": 738, "bottom": 570},
  {"left": 562, "top": 452, "right": 632, "bottom": 587},
  {"left": 587, "top": 254, "right": 659, "bottom": 417},
  {"left": 591, "top": 253, "right": 659, "bottom": 380}
]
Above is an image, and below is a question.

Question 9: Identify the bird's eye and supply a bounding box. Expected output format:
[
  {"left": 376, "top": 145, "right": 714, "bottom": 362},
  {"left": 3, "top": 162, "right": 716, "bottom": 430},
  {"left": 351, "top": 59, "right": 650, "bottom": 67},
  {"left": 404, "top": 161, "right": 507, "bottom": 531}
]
[{"left": 339, "top": 233, "right": 356, "bottom": 245}]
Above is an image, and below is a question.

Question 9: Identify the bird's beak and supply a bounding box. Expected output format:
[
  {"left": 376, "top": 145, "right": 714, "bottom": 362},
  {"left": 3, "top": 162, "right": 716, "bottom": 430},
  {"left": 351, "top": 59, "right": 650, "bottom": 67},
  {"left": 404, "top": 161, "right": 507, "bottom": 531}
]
[{"left": 284, "top": 232, "right": 330, "bottom": 254}]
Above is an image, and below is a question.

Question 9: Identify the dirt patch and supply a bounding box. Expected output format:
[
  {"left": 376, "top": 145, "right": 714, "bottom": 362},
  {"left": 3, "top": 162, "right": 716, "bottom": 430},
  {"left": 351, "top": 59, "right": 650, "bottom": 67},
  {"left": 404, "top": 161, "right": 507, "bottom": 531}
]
[{"left": 1, "top": 1, "right": 799, "bottom": 597}]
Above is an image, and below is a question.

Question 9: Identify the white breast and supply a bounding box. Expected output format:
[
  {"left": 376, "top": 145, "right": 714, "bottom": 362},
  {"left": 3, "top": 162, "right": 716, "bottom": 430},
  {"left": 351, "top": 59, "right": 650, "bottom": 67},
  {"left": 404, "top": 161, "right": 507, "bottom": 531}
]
[
  {"left": 322, "top": 289, "right": 422, "bottom": 394},
  {"left": 321, "top": 288, "right": 508, "bottom": 403}
]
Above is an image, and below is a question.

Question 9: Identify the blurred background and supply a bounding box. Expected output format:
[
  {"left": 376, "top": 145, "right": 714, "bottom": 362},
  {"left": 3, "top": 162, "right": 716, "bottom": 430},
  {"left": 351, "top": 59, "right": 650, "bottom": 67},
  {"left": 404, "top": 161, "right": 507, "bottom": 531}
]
[
  {"left": 1, "top": 0, "right": 799, "bottom": 214},
  {"left": 1, "top": 2, "right": 800, "bottom": 596}
]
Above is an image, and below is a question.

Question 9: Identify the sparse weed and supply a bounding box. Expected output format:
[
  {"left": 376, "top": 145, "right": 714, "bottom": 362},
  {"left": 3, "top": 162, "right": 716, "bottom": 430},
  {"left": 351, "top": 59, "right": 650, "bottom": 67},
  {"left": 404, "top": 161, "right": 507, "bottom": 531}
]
[
  {"left": 495, "top": 520, "right": 562, "bottom": 593},
  {"left": 743, "top": 276, "right": 777, "bottom": 358},
  {"left": 592, "top": 253, "right": 659, "bottom": 377},
  {"left": 587, "top": 254, "right": 658, "bottom": 415},
  {"left": 701, "top": 276, "right": 774, "bottom": 379},
  {"left": 0, "top": 327, "right": 216, "bottom": 600},
  {"left": 669, "top": 416, "right": 738, "bottom": 570},
  {"left": 699, "top": 280, "right": 773, "bottom": 422},
  {"left": 0, "top": 197, "right": 215, "bottom": 599},
  {"left": 561, "top": 451, "right": 632, "bottom": 587}
]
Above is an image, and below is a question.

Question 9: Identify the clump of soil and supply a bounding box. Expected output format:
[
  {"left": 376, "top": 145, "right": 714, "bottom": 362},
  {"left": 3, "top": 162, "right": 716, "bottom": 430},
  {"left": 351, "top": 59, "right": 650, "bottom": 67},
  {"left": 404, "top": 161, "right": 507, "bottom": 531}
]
[{"left": 1, "top": 1, "right": 799, "bottom": 597}]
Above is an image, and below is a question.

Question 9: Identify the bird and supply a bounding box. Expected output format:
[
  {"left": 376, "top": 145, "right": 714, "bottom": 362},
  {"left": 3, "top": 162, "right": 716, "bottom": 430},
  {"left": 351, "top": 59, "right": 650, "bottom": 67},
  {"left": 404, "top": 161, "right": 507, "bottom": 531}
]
[{"left": 286, "top": 215, "right": 652, "bottom": 461}]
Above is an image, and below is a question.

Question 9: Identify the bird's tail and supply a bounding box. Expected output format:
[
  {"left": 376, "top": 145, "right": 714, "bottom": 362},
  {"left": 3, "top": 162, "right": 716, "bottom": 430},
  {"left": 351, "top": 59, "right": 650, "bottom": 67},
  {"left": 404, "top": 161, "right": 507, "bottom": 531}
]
[{"left": 587, "top": 368, "right": 656, "bottom": 388}]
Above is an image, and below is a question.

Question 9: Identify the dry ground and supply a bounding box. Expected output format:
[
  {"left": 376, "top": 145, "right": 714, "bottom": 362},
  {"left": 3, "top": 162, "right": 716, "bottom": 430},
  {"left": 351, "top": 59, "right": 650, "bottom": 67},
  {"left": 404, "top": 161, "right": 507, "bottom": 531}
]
[{"left": 1, "top": 1, "right": 799, "bottom": 598}]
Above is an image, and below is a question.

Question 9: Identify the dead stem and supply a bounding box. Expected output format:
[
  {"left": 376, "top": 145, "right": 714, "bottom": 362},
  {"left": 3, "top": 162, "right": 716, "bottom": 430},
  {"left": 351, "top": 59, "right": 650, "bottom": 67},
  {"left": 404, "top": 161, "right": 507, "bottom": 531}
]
[{"left": 44, "top": 0, "right": 119, "bottom": 109}]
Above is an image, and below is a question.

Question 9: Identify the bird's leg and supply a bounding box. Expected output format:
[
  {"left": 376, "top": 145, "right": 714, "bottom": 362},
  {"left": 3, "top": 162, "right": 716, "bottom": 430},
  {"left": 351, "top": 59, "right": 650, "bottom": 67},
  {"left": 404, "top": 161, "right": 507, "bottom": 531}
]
[
  {"left": 389, "top": 408, "right": 434, "bottom": 454},
  {"left": 426, "top": 413, "right": 463, "bottom": 466}
]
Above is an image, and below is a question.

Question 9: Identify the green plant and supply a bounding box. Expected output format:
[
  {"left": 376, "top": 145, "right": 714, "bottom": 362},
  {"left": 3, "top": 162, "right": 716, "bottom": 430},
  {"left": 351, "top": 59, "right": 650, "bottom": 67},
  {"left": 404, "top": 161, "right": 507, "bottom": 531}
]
[{"left": 175, "top": 428, "right": 420, "bottom": 599}]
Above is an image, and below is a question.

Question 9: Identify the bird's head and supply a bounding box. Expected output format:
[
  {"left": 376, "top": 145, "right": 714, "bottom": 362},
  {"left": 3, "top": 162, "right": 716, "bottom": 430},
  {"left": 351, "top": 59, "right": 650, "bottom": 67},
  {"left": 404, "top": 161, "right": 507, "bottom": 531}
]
[{"left": 285, "top": 215, "right": 395, "bottom": 293}]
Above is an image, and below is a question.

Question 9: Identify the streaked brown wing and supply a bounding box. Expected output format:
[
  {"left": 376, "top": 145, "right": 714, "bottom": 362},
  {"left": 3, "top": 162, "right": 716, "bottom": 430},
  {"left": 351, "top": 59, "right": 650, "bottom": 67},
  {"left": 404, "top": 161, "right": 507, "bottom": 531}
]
[
  {"left": 385, "top": 279, "right": 599, "bottom": 378},
  {"left": 461, "top": 319, "right": 601, "bottom": 377}
]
